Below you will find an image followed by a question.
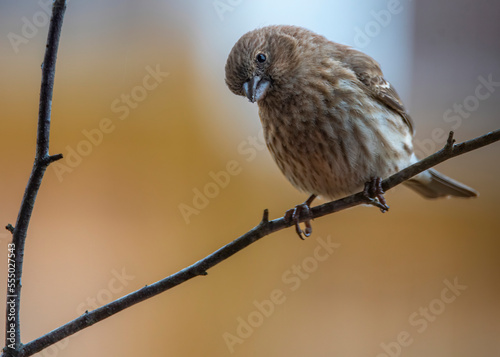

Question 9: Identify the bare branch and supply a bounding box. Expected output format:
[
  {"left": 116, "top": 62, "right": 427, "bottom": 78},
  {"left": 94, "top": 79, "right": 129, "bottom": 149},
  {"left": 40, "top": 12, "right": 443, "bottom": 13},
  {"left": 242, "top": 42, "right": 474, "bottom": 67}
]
[
  {"left": 3, "top": 1, "right": 66, "bottom": 356},
  {"left": 13, "top": 128, "right": 500, "bottom": 357},
  {"left": 3, "top": 2, "right": 499, "bottom": 356}
]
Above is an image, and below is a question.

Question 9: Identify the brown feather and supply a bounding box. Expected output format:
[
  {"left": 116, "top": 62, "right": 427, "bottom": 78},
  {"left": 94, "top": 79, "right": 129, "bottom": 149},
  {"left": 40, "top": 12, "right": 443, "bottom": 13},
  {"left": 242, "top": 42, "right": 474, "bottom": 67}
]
[{"left": 225, "top": 25, "right": 477, "bottom": 200}]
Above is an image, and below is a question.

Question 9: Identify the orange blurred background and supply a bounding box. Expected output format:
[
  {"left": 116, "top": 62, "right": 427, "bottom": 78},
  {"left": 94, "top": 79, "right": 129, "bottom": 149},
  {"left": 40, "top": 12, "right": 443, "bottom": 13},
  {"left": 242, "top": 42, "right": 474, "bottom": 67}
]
[{"left": 0, "top": 1, "right": 499, "bottom": 356}]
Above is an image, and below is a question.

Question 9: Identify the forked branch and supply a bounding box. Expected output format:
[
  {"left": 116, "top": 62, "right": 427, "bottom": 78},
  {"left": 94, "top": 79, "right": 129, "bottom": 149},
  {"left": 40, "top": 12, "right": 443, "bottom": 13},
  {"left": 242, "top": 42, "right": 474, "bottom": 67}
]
[
  {"left": 3, "top": 0, "right": 500, "bottom": 356},
  {"left": 3, "top": 1, "right": 66, "bottom": 356},
  {"left": 11, "top": 129, "right": 500, "bottom": 357}
]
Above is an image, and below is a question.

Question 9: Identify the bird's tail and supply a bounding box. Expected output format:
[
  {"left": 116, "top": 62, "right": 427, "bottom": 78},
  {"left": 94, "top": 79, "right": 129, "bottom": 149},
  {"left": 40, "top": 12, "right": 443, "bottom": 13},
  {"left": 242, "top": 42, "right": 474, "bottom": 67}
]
[{"left": 404, "top": 168, "right": 478, "bottom": 199}]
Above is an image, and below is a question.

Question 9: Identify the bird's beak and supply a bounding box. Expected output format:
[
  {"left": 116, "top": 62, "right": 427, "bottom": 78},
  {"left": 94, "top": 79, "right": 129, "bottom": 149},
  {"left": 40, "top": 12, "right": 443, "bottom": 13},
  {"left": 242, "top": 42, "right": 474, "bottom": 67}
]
[{"left": 242, "top": 75, "right": 270, "bottom": 103}]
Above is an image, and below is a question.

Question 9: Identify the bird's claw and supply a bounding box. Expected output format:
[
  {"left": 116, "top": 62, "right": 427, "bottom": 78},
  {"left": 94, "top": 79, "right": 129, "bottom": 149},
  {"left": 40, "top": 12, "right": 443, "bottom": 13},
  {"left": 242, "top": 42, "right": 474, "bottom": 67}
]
[
  {"left": 285, "top": 200, "right": 314, "bottom": 240},
  {"left": 363, "top": 177, "right": 390, "bottom": 213},
  {"left": 285, "top": 204, "right": 312, "bottom": 240}
]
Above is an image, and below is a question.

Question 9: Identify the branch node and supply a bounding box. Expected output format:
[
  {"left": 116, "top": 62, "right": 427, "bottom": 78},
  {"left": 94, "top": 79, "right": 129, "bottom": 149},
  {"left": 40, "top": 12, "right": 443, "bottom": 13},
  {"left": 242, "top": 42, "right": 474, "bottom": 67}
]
[
  {"left": 49, "top": 153, "right": 64, "bottom": 162},
  {"left": 43, "top": 153, "right": 64, "bottom": 165},
  {"left": 261, "top": 209, "right": 269, "bottom": 224},
  {"left": 5, "top": 224, "right": 15, "bottom": 234},
  {"left": 191, "top": 266, "right": 208, "bottom": 276},
  {"left": 444, "top": 131, "right": 456, "bottom": 151}
]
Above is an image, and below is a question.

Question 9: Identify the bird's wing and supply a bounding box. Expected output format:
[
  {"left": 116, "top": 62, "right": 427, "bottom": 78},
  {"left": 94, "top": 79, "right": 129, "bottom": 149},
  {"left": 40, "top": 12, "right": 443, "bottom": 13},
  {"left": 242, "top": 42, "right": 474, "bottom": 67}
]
[{"left": 342, "top": 48, "right": 415, "bottom": 133}]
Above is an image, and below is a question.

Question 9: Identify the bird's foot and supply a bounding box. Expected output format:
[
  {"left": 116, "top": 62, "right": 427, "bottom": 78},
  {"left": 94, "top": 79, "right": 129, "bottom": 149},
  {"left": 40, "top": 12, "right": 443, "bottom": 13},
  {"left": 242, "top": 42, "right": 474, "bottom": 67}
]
[
  {"left": 284, "top": 195, "right": 316, "bottom": 240},
  {"left": 363, "top": 177, "right": 390, "bottom": 213}
]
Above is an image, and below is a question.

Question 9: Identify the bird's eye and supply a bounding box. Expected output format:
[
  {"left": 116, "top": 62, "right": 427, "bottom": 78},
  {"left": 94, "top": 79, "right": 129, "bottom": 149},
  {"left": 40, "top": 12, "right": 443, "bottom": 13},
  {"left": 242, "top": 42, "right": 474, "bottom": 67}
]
[{"left": 256, "top": 53, "right": 267, "bottom": 63}]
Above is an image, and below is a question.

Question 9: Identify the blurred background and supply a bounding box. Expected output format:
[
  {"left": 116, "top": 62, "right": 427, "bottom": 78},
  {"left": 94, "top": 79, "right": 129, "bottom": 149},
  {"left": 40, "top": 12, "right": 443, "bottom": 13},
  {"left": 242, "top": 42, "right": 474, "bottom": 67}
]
[{"left": 1, "top": 1, "right": 499, "bottom": 356}]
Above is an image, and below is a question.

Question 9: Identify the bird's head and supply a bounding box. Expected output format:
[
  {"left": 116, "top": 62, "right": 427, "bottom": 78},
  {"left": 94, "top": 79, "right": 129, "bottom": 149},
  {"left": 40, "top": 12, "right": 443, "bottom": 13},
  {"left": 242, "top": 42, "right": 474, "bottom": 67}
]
[{"left": 225, "top": 26, "right": 300, "bottom": 103}]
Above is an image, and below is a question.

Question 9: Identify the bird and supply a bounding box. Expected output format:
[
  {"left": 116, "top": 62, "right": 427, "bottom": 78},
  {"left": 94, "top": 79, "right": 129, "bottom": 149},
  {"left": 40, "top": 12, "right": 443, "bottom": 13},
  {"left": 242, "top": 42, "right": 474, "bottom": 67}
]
[{"left": 224, "top": 25, "right": 477, "bottom": 239}]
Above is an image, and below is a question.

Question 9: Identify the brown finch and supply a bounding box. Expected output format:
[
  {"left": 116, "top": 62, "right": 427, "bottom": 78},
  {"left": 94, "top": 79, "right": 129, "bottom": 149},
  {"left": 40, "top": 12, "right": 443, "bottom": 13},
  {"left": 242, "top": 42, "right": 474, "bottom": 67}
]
[{"left": 225, "top": 25, "right": 477, "bottom": 238}]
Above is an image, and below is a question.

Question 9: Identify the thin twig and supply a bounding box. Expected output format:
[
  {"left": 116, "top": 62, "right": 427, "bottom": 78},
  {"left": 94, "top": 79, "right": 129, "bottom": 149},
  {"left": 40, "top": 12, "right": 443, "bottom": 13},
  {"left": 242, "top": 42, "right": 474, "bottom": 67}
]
[
  {"left": 3, "top": 1, "right": 66, "bottom": 356},
  {"left": 11, "top": 128, "right": 500, "bottom": 357},
  {"left": 3, "top": 3, "right": 499, "bottom": 356}
]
